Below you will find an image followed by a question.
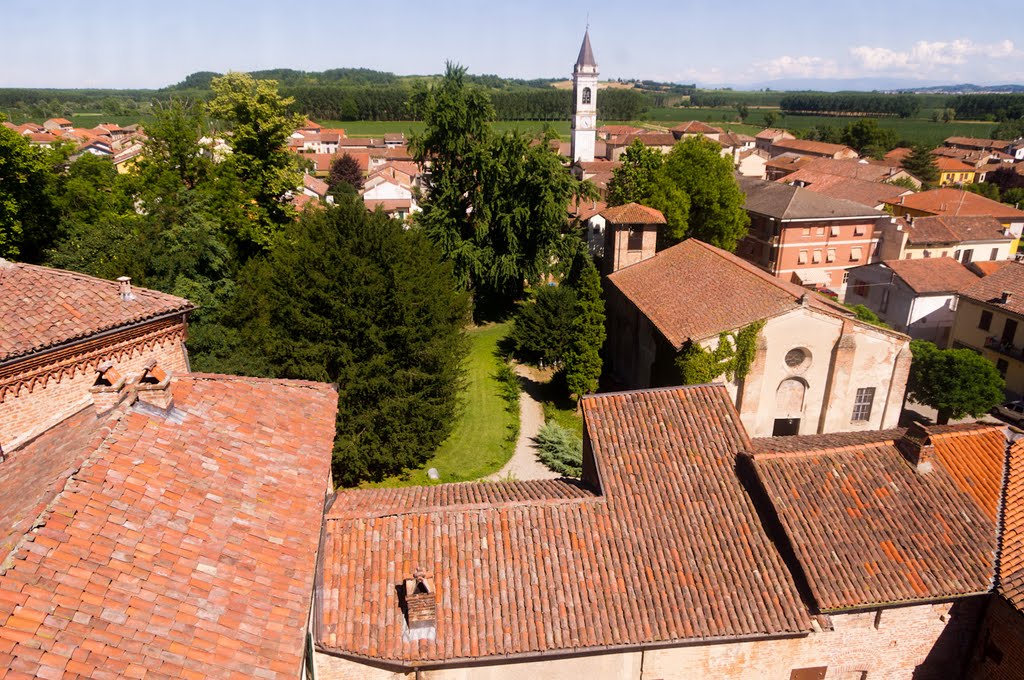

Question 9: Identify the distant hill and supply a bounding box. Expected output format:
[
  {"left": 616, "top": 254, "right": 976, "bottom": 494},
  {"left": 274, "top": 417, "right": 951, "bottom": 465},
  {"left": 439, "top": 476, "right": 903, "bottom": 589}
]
[
  {"left": 892, "top": 83, "right": 1024, "bottom": 94},
  {"left": 164, "top": 68, "right": 563, "bottom": 91}
]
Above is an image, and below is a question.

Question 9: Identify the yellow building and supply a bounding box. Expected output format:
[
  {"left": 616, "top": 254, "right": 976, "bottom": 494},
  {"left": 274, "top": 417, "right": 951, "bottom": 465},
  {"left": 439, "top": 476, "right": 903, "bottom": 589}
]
[{"left": 934, "top": 156, "right": 977, "bottom": 186}]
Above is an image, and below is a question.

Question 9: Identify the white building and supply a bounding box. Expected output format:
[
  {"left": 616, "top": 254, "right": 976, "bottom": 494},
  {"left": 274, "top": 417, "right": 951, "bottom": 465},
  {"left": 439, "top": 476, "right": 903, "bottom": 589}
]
[{"left": 571, "top": 31, "right": 598, "bottom": 163}]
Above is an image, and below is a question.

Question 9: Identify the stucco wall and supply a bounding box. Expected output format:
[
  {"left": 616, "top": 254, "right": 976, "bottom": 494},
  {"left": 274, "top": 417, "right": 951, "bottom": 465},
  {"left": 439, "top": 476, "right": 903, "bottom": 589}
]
[
  {"left": 950, "top": 298, "right": 1024, "bottom": 396},
  {"left": 730, "top": 307, "right": 908, "bottom": 437},
  {"left": 315, "top": 599, "right": 983, "bottom": 680}
]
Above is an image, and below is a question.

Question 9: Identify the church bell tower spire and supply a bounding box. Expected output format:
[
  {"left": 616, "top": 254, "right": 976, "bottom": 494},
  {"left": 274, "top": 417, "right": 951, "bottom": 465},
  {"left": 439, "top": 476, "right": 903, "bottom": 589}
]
[{"left": 571, "top": 30, "right": 598, "bottom": 163}]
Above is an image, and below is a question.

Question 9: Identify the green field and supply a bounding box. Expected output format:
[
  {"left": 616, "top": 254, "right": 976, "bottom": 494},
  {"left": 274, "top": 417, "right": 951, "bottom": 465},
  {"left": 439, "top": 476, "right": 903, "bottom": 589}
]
[{"left": 362, "top": 323, "right": 518, "bottom": 488}]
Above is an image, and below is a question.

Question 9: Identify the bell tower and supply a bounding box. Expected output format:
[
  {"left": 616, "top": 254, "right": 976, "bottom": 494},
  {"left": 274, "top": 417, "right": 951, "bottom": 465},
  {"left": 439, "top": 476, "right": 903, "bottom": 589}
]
[{"left": 571, "top": 30, "right": 598, "bottom": 163}]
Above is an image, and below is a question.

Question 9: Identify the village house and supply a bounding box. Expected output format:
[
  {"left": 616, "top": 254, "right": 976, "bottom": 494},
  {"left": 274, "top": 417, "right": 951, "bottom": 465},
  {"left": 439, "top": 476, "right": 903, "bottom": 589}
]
[
  {"left": 844, "top": 257, "right": 980, "bottom": 345},
  {"left": 769, "top": 138, "right": 858, "bottom": 160},
  {"left": 604, "top": 238, "right": 910, "bottom": 437},
  {"left": 884, "top": 188, "right": 1024, "bottom": 252},
  {"left": 0, "top": 262, "right": 338, "bottom": 677},
  {"left": 312, "top": 383, "right": 1017, "bottom": 680},
  {"left": 875, "top": 215, "right": 1015, "bottom": 264},
  {"left": 42, "top": 117, "right": 73, "bottom": 132},
  {"left": 949, "top": 261, "right": 1024, "bottom": 396},
  {"left": 781, "top": 169, "right": 913, "bottom": 210},
  {"left": 669, "top": 119, "right": 722, "bottom": 140},
  {"left": 934, "top": 155, "right": 978, "bottom": 186},
  {"left": 769, "top": 156, "right": 920, "bottom": 187},
  {"left": 736, "top": 176, "right": 892, "bottom": 294},
  {"left": 755, "top": 127, "right": 795, "bottom": 154},
  {"left": 592, "top": 202, "right": 664, "bottom": 273}
]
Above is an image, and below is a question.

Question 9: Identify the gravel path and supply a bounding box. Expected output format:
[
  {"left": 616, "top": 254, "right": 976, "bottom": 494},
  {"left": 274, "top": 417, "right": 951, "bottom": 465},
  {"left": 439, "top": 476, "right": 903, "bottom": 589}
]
[{"left": 488, "top": 365, "right": 558, "bottom": 481}]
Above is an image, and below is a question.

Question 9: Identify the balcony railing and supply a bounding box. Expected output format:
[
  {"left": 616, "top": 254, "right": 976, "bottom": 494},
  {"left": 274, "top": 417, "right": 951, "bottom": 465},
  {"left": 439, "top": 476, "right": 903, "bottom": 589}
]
[{"left": 984, "top": 336, "right": 1024, "bottom": 361}]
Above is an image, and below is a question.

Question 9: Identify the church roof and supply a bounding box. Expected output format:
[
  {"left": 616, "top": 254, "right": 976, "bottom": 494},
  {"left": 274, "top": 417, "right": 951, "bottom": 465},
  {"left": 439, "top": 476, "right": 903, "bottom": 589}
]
[{"left": 576, "top": 30, "right": 596, "bottom": 68}]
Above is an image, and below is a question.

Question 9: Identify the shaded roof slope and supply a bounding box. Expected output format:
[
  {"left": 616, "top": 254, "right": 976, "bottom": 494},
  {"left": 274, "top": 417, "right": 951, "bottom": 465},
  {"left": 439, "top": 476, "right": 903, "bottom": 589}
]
[
  {"left": 740, "top": 176, "right": 884, "bottom": 220},
  {"left": 0, "top": 374, "right": 337, "bottom": 678},
  {"left": 607, "top": 238, "right": 852, "bottom": 348},
  {"left": 885, "top": 188, "right": 1024, "bottom": 220},
  {"left": 905, "top": 215, "right": 1010, "bottom": 245},
  {"left": 959, "top": 261, "right": 1024, "bottom": 316},
  {"left": 0, "top": 260, "right": 193, "bottom": 362},
  {"left": 749, "top": 426, "right": 1001, "bottom": 611},
  {"left": 881, "top": 257, "right": 981, "bottom": 295},
  {"left": 317, "top": 385, "right": 811, "bottom": 666},
  {"left": 781, "top": 170, "right": 909, "bottom": 208}
]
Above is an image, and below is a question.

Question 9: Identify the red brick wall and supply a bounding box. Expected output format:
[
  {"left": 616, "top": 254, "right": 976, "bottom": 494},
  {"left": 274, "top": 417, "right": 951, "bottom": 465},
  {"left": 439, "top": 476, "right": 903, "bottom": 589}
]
[
  {"left": 967, "top": 597, "right": 1024, "bottom": 680},
  {"left": 0, "top": 317, "right": 189, "bottom": 451}
]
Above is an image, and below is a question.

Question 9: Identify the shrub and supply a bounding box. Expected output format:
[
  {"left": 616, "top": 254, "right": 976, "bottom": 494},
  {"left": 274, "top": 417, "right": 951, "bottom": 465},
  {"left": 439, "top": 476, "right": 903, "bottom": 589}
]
[{"left": 533, "top": 421, "right": 583, "bottom": 477}]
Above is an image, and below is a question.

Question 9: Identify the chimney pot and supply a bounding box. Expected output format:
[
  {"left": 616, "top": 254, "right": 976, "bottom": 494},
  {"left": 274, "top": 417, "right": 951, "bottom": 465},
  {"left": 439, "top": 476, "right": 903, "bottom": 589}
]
[
  {"left": 136, "top": 363, "right": 174, "bottom": 410},
  {"left": 117, "top": 276, "right": 134, "bottom": 301},
  {"left": 1002, "top": 291, "right": 1013, "bottom": 304},
  {"left": 897, "top": 422, "right": 935, "bottom": 473},
  {"left": 402, "top": 568, "right": 437, "bottom": 640},
  {"left": 90, "top": 363, "right": 128, "bottom": 414}
]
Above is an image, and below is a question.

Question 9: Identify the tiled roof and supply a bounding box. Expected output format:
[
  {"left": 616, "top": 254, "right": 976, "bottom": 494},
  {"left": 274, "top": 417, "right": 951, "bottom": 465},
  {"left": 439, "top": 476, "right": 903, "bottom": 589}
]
[
  {"left": 317, "top": 385, "right": 810, "bottom": 665},
  {"left": 944, "top": 136, "right": 1010, "bottom": 150},
  {"left": 884, "top": 147, "right": 912, "bottom": 163},
  {"left": 621, "top": 132, "right": 677, "bottom": 147},
  {"left": 880, "top": 257, "right": 981, "bottom": 295},
  {"left": 755, "top": 128, "right": 793, "bottom": 140},
  {"left": 0, "top": 374, "right": 338, "bottom": 678},
  {"left": 749, "top": 425, "right": 1001, "bottom": 611},
  {"left": 782, "top": 170, "right": 909, "bottom": 208},
  {"left": 577, "top": 160, "right": 621, "bottom": 173},
  {"left": 905, "top": 215, "right": 1010, "bottom": 245},
  {"left": 303, "top": 173, "right": 330, "bottom": 196},
  {"left": 0, "top": 261, "right": 194, "bottom": 362},
  {"left": 934, "top": 156, "right": 976, "bottom": 173},
  {"left": 885, "top": 188, "right": 1024, "bottom": 220},
  {"left": 799, "top": 158, "right": 907, "bottom": 183},
  {"left": 999, "top": 439, "right": 1024, "bottom": 612},
  {"left": 599, "top": 202, "right": 665, "bottom": 224},
  {"left": 364, "top": 198, "right": 412, "bottom": 213},
  {"left": 572, "top": 200, "right": 608, "bottom": 221},
  {"left": 771, "top": 139, "right": 856, "bottom": 157},
  {"left": 959, "top": 260, "right": 1024, "bottom": 316},
  {"left": 740, "top": 176, "right": 884, "bottom": 220},
  {"left": 969, "top": 260, "right": 1013, "bottom": 277},
  {"left": 607, "top": 239, "right": 851, "bottom": 347},
  {"left": 670, "top": 121, "right": 722, "bottom": 135}
]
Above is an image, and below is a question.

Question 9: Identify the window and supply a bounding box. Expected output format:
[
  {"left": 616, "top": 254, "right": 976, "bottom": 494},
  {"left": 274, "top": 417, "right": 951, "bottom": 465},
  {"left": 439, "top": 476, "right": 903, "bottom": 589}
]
[
  {"left": 853, "top": 280, "right": 869, "bottom": 298},
  {"left": 979, "top": 310, "right": 993, "bottom": 331},
  {"left": 852, "top": 387, "right": 875, "bottom": 421},
  {"left": 880, "top": 288, "right": 890, "bottom": 313},
  {"left": 843, "top": 271, "right": 850, "bottom": 284},
  {"left": 850, "top": 247, "right": 863, "bottom": 261},
  {"left": 992, "top": 248, "right": 1000, "bottom": 261},
  {"left": 816, "top": 226, "right": 825, "bottom": 235},
  {"left": 802, "top": 227, "right": 811, "bottom": 236},
  {"left": 830, "top": 225, "right": 840, "bottom": 237},
  {"left": 790, "top": 668, "right": 827, "bottom": 680},
  {"left": 923, "top": 250, "right": 932, "bottom": 258},
  {"left": 812, "top": 250, "right": 822, "bottom": 264},
  {"left": 581, "top": 87, "right": 591, "bottom": 105},
  {"left": 826, "top": 248, "right": 836, "bottom": 263},
  {"left": 627, "top": 227, "right": 644, "bottom": 252},
  {"left": 854, "top": 224, "right": 866, "bottom": 236},
  {"left": 798, "top": 250, "right": 808, "bottom": 264},
  {"left": 997, "top": 358, "right": 1009, "bottom": 378},
  {"left": 962, "top": 248, "right": 974, "bottom": 264},
  {"left": 955, "top": 249, "right": 962, "bottom": 261},
  {"left": 905, "top": 252, "right": 913, "bottom": 259}
]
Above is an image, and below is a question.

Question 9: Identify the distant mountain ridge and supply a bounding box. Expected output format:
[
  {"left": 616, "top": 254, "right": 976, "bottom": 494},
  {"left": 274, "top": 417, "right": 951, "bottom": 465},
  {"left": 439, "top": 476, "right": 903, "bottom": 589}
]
[{"left": 891, "top": 83, "right": 1024, "bottom": 94}]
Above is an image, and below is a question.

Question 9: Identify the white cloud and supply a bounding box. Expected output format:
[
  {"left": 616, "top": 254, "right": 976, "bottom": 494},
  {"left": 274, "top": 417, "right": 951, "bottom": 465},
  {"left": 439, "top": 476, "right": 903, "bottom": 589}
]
[
  {"left": 850, "top": 39, "right": 1019, "bottom": 73},
  {"left": 754, "top": 55, "right": 841, "bottom": 80}
]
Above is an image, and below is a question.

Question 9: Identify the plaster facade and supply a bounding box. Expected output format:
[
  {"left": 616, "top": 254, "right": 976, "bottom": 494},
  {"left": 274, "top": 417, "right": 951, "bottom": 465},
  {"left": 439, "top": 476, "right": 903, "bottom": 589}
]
[
  {"left": 845, "top": 264, "right": 959, "bottom": 344},
  {"left": 949, "top": 296, "right": 1024, "bottom": 396}
]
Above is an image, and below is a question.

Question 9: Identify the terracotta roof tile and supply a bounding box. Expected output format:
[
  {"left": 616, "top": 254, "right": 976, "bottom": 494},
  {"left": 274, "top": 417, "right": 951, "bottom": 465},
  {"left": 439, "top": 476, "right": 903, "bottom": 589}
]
[
  {"left": 959, "top": 261, "right": 1024, "bottom": 316},
  {"left": 782, "top": 170, "right": 909, "bottom": 208},
  {"left": 606, "top": 239, "right": 853, "bottom": 347},
  {"left": 969, "top": 260, "right": 1013, "bottom": 277},
  {"left": 771, "top": 139, "right": 857, "bottom": 157},
  {"left": 0, "top": 374, "right": 338, "bottom": 677},
  {"left": 934, "top": 156, "right": 976, "bottom": 173},
  {"left": 885, "top": 188, "right": 1024, "bottom": 220},
  {"left": 944, "top": 136, "right": 1011, "bottom": 150},
  {"left": 741, "top": 176, "right": 885, "bottom": 220},
  {"left": 879, "top": 257, "right": 981, "bottom": 295},
  {"left": 670, "top": 121, "right": 723, "bottom": 135},
  {"left": 905, "top": 215, "right": 1010, "bottom": 245},
  {"left": 0, "top": 261, "right": 193, "bottom": 362},
  {"left": 599, "top": 202, "right": 665, "bottom": 224},
  {"left": 999, "top": 439, "right": 1024, "bottom": 612},
  {"left": 317, "top": 385, "right": 811, "bottom": 665},
  {"left": 749, "top": 425, "right": 1002, "bottom": 610}
]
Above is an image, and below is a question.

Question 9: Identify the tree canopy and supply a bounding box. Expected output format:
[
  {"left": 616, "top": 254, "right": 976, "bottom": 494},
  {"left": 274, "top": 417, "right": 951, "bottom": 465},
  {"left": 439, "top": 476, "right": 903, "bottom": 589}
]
[
  {"left": 900, "top": 144, "right": 940, "bottom": 186},
  {"left": 229, "top": 198, "right": 471, "bottom": 485},
  {"left": 906, "top": 339, "right": 1005, "bottom": 424},
  {"left": 0, "top": 126, "right": 65, "bottom": 260},
  {"left": 412, "top": 63, "right": 586, "bottom": 314}
]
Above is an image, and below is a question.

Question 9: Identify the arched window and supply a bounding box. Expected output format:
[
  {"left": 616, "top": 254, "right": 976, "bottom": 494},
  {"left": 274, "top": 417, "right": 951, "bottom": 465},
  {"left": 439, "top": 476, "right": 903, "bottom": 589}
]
[
  {"left": 582, "top": 87, "right": 591, "bottom": 105},
  {"left": 776, "top": 378, "right": 807, "bottom": 415}
]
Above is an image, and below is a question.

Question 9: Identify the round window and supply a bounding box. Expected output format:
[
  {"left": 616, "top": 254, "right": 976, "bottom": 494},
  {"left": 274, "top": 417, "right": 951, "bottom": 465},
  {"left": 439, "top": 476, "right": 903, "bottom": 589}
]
[{"left": 785, "top": 348, "right": 809, "bottom": 369}]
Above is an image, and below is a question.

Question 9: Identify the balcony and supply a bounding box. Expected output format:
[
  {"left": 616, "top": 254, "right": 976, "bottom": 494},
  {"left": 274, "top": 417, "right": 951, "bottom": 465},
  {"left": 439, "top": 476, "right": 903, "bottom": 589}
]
[{"left": 984, "top": 337, "right": 1024, "bottom": 362}]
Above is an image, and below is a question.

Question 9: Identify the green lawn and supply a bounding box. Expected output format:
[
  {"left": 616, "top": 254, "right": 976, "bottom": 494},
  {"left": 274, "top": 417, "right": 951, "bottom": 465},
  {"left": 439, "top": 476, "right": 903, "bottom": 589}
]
[{"left": 362, "top": 323, "right": 518, "bottom": 487}]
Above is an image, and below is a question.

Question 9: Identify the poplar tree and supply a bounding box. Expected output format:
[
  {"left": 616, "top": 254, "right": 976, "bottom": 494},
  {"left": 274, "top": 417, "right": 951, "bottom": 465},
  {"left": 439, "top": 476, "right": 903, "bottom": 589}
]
[{"left": 564, "top": 254, "right": 605, "bottom": 399}]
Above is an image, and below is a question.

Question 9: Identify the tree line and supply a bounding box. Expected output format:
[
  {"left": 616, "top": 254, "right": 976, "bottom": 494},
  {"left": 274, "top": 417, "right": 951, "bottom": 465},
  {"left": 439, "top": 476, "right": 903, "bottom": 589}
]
[
  {"left": 779, "top": 93, "right": 921, "bottom": 118},
  {"left": 946, "top": 94, "right": 1024, "bottom": 122}
]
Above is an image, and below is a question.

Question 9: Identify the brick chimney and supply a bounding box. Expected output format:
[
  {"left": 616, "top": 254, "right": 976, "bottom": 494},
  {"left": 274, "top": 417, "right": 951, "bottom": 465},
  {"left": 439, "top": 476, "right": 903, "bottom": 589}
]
[
  {"left": 1001, "top": 290, "right": 1013, "bottom": 305},
  {"left": 135, "top": 360, "right": 174, "bottom": 410},
  {"left": 117, "top": 276, "right": 135, "bottom": 301},
  {"left": 896, "top": 422, "right": 935, "bottom": 473},
  {"left": 402, "top": 568, "right": 436, "bottom": 640},
  {"left": 90, "top": 363, "right": 127, "bottom": 414}
]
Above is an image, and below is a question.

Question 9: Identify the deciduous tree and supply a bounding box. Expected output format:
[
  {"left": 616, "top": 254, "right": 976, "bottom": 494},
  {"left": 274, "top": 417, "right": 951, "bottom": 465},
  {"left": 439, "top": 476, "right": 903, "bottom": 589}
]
[
  {"left": 327, "top": 153, "right": 363, "bottom": 195},
  {"left": 607, "top": 139, "right": 663, "bottom": 206},
  {"left": 907, "top": 339, "right": 1005, "bottom": 424}
]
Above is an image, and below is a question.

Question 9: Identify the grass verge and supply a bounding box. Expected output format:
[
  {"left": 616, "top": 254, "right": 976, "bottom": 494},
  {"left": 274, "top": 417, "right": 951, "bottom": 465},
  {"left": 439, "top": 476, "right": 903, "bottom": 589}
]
[{"left": 362, "top": 322, "right": 518, "bottom": 487}]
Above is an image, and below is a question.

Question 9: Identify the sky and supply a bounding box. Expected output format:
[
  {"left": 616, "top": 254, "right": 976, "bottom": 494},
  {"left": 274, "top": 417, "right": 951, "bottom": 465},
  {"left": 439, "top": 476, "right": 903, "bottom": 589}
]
[{"left": 2, "top": 0, "right": 1023, "bottom": 89}]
